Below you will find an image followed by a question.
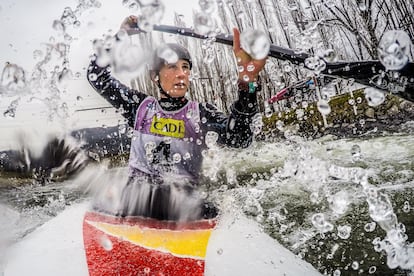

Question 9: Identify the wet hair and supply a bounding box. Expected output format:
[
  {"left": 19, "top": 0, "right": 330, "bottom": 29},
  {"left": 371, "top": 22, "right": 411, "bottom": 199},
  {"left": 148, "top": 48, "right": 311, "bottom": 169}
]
[{"left": 150, "top": 43, "right": 192, "bottom": 75}]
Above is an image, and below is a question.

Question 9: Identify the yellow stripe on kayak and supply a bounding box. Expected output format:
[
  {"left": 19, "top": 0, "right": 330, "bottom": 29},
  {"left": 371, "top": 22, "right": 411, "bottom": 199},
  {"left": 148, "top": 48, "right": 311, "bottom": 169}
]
[{"left": 86, "top": 220, "right": 213, "bottom": 259}]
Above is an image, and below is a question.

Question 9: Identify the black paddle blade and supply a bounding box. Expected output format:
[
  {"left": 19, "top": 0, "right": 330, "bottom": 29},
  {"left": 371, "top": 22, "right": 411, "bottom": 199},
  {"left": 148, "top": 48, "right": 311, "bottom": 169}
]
[{"left": 321, "top": 61, "right": 414, "bottom": 102}]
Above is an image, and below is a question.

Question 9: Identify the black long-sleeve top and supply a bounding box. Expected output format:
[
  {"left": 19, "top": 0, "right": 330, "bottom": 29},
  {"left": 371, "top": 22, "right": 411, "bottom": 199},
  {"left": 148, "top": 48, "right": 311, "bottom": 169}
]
[{"left": 87, "top": 57, "right": 259, "bottom": 148}]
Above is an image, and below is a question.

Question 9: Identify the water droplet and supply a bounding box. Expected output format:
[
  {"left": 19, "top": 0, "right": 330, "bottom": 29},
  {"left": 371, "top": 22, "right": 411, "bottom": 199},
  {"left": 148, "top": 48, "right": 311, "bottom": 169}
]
[
  {"left": 183, "top": 152, "right": 191, "bottom": 160},
  {"left": 317, "top": 99, "right": 331, "bottom": 115},
  {"left": 281, "top": 60, "right": 293, "bottom": 72},
  {"left": 240, "top": 29, "right": 270, "bottom": 60},
  {"left": 368, "top": 266, "right": 376, "bottom": 274},
  {"left": 264, "top": 103, "right": 272, "bottom": 118},
  {"left": 357, "top": 0, "right": 367, "bottom": 10},
  {"left": 172, "top": 153, "right": 181, "bottom": 163},
  {"left": 246, "top": 64, "right": 255, "bottom": 72},
  {"left": 118, "top": 124, "right": 127, "bottom": 134},
  {"left": 216, "top": 248, "right": 223, "bottom": 255},
  {"left": 304, "top": 56, "right": 326, "bottom": 72},
  {"left": 88, "top": 73, "right": 98, "bottom": 81},
  {"left": 402, "top": 201, "right": 410, "bottom": 213},
  {"left": 3, "top": 98, "right": 20, "bottom": 118},
  {"left": 205, "top": 131, "right": 218, "bottom": 148},
  {"left": 99, "top": 235, "right": 113, "bottom": 251},
  {"left": 351, "top": 261, "right": 359, "bottom": 270},
  {"left": 378, "top": 30, "right": 411, "bottom": 70},
  {"left": 364, "top": 221, "right": 376, "bottom": 232},
  {"left": 364, "top": 87, "right": 385, "bottom": 107},
  {"left": 137, "top": 2, "right": 165, "bottom": 32},
  {"left": 194, "top": 13, "right": 215, "bottom": 36},
  {"left": 199, "top": 0, "right": 217, "bottom": 14},
  {"left": 157, "top": 44, "right": 179, "bottom": 64}
]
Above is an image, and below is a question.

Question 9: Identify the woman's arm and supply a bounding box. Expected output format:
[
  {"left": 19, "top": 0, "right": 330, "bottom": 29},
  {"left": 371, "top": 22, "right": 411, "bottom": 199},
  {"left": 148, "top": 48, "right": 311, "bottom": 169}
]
[
  {"left": 199, "top": 81, "right": 259, "bottom": 148},
  {"left": 87, "top": 58, "right": 147, "bottom": 127}
]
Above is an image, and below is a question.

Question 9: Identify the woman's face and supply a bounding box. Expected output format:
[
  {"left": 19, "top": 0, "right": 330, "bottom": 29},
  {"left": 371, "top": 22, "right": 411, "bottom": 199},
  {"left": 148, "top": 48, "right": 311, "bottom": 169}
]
[{"left": 158, "top": 59, "right": 191, "bottom": 98}]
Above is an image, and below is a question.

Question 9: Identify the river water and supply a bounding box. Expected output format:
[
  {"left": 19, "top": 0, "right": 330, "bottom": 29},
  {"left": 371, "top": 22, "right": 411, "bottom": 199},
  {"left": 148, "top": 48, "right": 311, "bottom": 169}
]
[{"left": 0, "top": 131, "right": 413, "bottom": 275}]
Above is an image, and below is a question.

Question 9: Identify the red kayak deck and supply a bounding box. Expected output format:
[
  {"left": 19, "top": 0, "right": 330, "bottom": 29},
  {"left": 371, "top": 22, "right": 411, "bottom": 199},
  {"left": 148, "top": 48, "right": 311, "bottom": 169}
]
[{"left": 83, "top": 211, "right": 217, "bottom": 275}]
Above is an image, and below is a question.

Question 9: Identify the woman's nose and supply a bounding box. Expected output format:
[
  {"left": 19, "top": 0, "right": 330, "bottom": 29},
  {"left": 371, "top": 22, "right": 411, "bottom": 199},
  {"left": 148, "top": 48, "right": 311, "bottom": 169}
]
[{"left": 176, "top": 68, "right": 186, "bottom": 77}]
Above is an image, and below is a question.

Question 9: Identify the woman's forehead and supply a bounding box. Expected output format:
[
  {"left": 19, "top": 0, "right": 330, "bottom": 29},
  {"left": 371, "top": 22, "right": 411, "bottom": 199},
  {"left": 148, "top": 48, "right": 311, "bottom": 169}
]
[{"left": 164, "top": 59, "right": 190, "bottom": 66}]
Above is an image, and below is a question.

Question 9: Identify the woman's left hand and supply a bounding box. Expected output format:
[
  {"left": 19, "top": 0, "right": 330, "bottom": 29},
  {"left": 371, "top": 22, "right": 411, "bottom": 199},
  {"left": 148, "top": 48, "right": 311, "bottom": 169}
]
[{"left": 232, "top": 28, "right": 267, "bottom": 83}]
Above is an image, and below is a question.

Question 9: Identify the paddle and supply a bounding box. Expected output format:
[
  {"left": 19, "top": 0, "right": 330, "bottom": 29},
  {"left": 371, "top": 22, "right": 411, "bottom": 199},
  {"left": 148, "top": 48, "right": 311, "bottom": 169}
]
[{"left": 152, "top": 24, "right": 414, "bottom": 103}]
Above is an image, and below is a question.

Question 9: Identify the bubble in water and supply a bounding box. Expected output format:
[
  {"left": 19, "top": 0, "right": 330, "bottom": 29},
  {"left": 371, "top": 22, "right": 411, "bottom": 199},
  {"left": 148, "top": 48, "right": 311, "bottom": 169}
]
[
  {"left": 311, "top": 213, "right": 334, "bottom": 233},
  {"left": 351, "top": 261, "right": 359, "bottom": 270},
  {"left": 402, "top": 201, "right": 410, "bottom": 213},
  {"left": 316, "top": 99, "right": 331, "bottom": 115},
  {"left": 337, "top": 225, "right": 352, "bottom": 239},
  {"left": 240, "top": 29, "right": 270, "bottom": 60},
  {"left": 99, "top": 235, "right": 113, "bottom": 251},
  {"left": 194, "top": 13, "right": 216, "bottom": 36},
  {"left": 216, "top": 248, "right": 223, "bottom": 255},
  {"left": 378, "top": 30, "right": 411, "bottom": 70},
  {"left": 333, "top": 269, "right": 341, "bottom": 276},
  {"left": 364, "top": 87, "right": 385, "bottom": 107},
  {"left": 368, "top": 266, "right": 376, "bottom": 274}
]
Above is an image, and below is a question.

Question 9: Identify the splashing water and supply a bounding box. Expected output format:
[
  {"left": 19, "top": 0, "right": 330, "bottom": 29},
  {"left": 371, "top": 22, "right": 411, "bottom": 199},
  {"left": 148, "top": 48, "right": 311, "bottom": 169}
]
[{"left": 0, "top": 63, "right": 27, "bottom": 92}]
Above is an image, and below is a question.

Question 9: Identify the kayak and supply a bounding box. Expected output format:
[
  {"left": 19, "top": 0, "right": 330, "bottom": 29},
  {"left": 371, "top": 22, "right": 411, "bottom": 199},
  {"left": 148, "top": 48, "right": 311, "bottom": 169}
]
[
  {"left": 83, "top": 210, "right": 216, "bottom": 275},
  {"left": 3, "top": 201, "right": 321, "bottom": 276}
]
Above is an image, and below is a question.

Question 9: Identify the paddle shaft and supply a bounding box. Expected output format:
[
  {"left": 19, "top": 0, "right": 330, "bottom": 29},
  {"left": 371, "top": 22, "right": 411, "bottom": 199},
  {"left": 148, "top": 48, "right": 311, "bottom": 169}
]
[{"left": 153, "top": 24, "right": 414, "bottom": 102}]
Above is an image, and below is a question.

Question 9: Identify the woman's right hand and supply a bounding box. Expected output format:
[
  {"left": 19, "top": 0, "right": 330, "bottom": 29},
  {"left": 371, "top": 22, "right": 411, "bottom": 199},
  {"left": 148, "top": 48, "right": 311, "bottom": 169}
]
[{"left": 119, "top": 15, "right": 143, "bottom": 35}]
